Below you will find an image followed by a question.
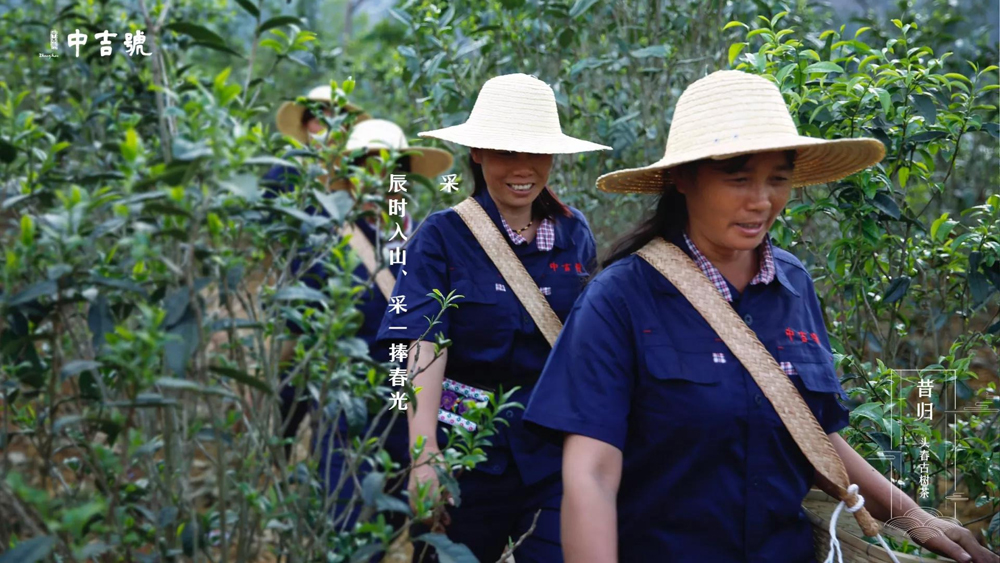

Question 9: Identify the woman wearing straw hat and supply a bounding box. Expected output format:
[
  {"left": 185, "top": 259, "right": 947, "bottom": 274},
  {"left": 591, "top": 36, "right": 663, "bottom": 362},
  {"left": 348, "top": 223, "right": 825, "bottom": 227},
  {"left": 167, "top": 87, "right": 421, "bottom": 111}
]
[
  {"left": 523, "top": 71, "right": 994, "bottom": 563},
  {"left": 375, "top": 73, "right": 610, "bottom": 562},
  {"left": 274, "top": 84, "right": 369, "bottom": 146},
  {"left": 265, "top": 118, "right": 453, "bottom": 512}
]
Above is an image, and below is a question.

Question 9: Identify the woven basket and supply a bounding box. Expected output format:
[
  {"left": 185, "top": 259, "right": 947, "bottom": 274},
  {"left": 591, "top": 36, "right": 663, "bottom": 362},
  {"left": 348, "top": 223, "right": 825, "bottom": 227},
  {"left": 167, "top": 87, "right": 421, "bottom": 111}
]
[{"left": 805, "top": 488, "right": 955, "bottom": 563}]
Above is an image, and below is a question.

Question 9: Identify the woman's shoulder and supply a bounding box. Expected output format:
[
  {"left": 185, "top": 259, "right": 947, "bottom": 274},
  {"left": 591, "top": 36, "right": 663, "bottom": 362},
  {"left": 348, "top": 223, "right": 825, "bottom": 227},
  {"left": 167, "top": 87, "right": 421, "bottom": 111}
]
[
  {"left": 581, "top": 256, "right": 653, "bottom": 302},
  {"left": 415, "top": 206, "right": 461, "bottom": 232},
  {"left": 770, "top": 244, "right": 814, "bottom": 285},
  {"left": 406, "top": 206, "right": 464, "bottom": 249},
  {"left": 558, "top": 203, "right": 593, "bottom": 231},
  {"left": 771, "top": 245, "right": 806, "bottom": 270}
]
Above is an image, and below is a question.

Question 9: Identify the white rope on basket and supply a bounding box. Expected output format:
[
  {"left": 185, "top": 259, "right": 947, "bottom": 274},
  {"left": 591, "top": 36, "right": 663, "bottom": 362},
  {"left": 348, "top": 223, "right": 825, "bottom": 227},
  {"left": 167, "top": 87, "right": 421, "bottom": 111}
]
[{"left": 824, "top": 484, "right": 901, "bottom": 563}]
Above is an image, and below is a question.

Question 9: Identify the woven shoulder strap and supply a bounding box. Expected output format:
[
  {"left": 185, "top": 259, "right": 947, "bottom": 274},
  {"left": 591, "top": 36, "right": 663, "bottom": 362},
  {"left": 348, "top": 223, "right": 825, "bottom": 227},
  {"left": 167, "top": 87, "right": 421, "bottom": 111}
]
[
  {"left": 452, "top": 198, "right": 562, "bottom": 347},
  {"left": 342, "top": 223, "right": 396, "bottom": 301},
  {"left": 634, "top": 237, "right": 881, "bottom": 537}
]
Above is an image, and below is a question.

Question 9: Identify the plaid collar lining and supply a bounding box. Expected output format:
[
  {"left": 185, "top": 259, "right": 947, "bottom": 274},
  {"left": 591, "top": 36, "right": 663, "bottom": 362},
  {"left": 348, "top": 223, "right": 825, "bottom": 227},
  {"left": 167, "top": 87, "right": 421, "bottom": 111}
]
[
  {"left": 501, "top": 215, "right": 555, "bottom": 251},
  {"left": 682, "top": 232, "right": 776, "bottom": 303}
]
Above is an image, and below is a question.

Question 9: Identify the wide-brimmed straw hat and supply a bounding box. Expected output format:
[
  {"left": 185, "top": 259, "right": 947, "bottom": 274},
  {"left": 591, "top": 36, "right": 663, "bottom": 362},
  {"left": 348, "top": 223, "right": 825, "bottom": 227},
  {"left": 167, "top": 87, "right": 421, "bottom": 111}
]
[
  {"left": 596, "top": 70, "right": 885, "bottom": 194},
  {"left": 345, "top": 119, "right": 453, "bottom": 178},
  {"left": 418, "top": 73, "right": 611, "bottom": 154},
  {"left": 276, "top": 85, "right": 370, "bottom": 145}
]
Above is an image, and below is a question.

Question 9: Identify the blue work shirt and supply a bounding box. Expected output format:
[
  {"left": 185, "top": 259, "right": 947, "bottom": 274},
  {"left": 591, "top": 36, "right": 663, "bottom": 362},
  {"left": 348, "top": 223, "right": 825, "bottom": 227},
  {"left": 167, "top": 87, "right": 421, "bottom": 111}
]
[
  {"left": 523, "top": 233, "right": 851, "bottom": 563},
  {"left": 375, "top": 188, "right": 597, "bottom": 484},
  {"left": 262, "top": 164, "right": 403, "bottom": 363}
]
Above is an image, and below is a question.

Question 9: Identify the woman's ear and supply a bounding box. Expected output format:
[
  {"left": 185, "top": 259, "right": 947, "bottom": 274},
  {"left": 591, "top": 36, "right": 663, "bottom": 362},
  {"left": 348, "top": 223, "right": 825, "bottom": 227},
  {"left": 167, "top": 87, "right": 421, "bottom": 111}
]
[
  {"left": 672, "top": 164, "right": 697, "bottom": 195},
  {"left": 470, "top": 147, "right": 483, "bottom": 164}
]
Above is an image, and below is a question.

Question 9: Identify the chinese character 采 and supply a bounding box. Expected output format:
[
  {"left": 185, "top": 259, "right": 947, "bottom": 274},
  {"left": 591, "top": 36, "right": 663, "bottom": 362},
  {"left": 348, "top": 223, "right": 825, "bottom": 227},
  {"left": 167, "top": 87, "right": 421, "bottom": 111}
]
[
  {"left": 388, "top": 295, "right": 407, "bottom": 314},
  {"left": 68, "top": 29, "right": 87, "bottom": 57},
  {"left": 439, "top": 173, "right": 459, "bottom": 193},
  {"left": 95, "top": 30, "right": 117, "bottom": 57}
]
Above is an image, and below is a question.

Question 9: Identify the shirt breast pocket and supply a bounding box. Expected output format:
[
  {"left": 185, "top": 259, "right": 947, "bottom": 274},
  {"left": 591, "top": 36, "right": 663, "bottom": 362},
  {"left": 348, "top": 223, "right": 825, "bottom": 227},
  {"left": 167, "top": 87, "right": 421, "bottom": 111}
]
[
  {"left": 449, "top": 276, "right": 511, "bottom": 340},
  {"left": 775, "top": 346, "right": 845, "bottom": 430},
  {"left": 634, "top": 343, "right": 726, "bottom": 420}
]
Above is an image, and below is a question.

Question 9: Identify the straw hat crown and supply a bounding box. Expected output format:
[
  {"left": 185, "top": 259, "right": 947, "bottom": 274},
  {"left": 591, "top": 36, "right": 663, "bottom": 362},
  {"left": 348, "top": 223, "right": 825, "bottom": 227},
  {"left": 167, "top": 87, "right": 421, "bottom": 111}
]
[
  {"left": 597, "top": 70, "right": 885, "bottom": 193},
  {"left": 346, "top": 119, "right": 453, "bottom": 178},
  {"left": 419, "top": 73, "right": 611, "bottom": 154},
  {"left": 346, "top": 118, "right": 410, "bottom": 152},
  {"left": 666, "top": 70, "right": 802, "bottom": 157}
]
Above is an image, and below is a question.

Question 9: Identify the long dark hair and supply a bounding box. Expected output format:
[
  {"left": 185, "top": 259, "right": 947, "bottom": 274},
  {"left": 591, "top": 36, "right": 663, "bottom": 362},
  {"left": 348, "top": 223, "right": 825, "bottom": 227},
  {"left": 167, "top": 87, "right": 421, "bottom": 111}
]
[
  {"left": 469, "top": 154, "right": 572, "bottom": 219},
  {"left": 601, "top": 150, "right": 797, "bottom": 269}
]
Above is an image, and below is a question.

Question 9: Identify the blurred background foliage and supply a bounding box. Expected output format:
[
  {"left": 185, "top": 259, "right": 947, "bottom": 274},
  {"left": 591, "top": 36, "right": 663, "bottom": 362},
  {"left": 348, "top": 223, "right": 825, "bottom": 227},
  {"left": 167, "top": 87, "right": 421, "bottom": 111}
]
[{"left": 0, "top": 0, "right": 997, "bottom": 560}]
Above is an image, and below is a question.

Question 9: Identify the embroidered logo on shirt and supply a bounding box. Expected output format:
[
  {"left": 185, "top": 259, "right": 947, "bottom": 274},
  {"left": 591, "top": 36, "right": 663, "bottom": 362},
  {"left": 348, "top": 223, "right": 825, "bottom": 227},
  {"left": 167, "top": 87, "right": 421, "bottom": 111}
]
[
  {"left": 548, "top": 262, "right": 585, "bottom": 274},
  {"left": 785, "top": 327, "right": 821, "bottom": 345}
]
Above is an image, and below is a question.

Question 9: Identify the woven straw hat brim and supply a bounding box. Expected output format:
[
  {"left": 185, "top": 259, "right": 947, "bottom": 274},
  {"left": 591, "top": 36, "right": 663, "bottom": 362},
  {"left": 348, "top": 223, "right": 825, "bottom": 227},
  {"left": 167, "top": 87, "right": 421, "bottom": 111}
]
[
  {"left": 276, "top": 100, "right": 368, "bottom": 145},
  {"left": 418, "top": 72, "right": 611, "bottom": 154},
  {"left": 419, "top": 123, "right": 610, "bottom": 154},
  {"left": 596, "top": 135, "right": 886, "bottom": 194},
  {"left": 406, "top": 147, "right": 453, "bottom": 177}
]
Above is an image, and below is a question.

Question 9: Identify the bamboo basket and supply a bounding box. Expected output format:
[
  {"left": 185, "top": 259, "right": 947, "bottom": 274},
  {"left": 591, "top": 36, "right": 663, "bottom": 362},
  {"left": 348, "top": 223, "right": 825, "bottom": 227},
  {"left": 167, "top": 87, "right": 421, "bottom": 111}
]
[{"left": 805, "top": 488, "right": 955, "bottom": 563}]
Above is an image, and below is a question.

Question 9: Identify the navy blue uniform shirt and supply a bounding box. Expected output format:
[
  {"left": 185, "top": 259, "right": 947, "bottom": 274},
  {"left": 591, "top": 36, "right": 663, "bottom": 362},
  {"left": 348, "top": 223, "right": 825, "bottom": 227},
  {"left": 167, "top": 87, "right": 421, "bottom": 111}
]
[
  {"left": 375, "top": 188, "right": 597, "bottom": 484},
  {"left": 523, "top": 234, "right": 851, "bottom": 563}
]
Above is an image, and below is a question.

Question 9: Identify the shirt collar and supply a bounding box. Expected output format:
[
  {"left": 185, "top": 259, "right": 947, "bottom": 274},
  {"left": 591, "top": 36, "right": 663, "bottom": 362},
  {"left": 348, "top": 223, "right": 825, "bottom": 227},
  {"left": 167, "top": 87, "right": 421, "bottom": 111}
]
[
  {"left": 679, "top": 231, "right": 796, "bottom": 301},
  {"left": 472, "top": 189, "right": 570, "bottom": 250},
  {"left": 500, "top": 214, "right": 555, "bottom": 251}
]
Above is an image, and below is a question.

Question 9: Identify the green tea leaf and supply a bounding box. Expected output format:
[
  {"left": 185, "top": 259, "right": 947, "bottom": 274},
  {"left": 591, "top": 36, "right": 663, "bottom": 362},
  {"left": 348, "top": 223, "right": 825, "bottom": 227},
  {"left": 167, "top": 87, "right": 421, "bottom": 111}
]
[
  {"left": 568, "top": 0, "right": 601, "bottom": 18},
  {"left": 804, "top": 61, "right": 844, "bottom": 74},
  {"left": 728, "top": 42, "right": 746, "bottom": 66},
  {"left": 257, "top": 16, "right": 303, "bottom": 35}
]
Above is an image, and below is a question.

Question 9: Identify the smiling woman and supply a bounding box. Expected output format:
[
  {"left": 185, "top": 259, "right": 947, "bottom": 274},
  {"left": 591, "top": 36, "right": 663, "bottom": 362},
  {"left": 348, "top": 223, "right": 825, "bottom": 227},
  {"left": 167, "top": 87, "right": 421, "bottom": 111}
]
[
  {"left": 467, "top": 148, "right": 569, "bottom": 242},
  {"left": 375, "top": 73, "right": 610, "bottom": 563}
]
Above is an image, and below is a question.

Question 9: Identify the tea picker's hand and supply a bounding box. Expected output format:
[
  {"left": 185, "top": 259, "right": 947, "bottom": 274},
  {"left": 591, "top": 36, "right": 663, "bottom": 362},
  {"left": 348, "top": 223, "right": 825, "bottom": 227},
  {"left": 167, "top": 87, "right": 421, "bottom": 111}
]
[
  {"left": 408, "top": 452, "right": 452, "bottom": 529},
  {"left": 914, "top": 516, "right": 998, "bottom": 563}
]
